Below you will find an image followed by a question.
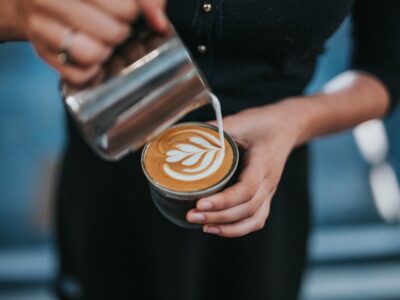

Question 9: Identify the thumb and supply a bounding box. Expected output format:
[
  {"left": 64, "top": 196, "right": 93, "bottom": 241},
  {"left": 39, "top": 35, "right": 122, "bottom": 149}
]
[{"left": 206, "top": 120, "right": 217, "bottom": 126}]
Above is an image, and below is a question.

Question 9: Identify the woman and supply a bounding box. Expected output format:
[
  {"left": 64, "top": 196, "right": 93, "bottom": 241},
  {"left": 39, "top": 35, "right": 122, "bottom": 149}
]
[{"left": 1, "top": 0, "right": 399, "bottom": 299}]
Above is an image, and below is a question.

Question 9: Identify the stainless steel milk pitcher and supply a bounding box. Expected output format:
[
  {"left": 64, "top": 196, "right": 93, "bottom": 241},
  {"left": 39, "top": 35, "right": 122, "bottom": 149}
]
[{"left": 61, "top": 20, "right": 211, "bottom": 160}]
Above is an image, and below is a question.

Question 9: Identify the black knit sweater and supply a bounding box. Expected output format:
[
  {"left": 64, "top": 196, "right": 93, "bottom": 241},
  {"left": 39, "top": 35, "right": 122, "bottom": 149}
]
[{"left": 167, "top": 0, "right": 399, "bottom": 118}]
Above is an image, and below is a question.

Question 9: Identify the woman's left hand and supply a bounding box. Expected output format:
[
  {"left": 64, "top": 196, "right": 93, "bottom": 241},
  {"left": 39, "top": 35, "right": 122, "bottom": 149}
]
[{"left": 186, "top": 99, "right": 304, "bottom": 238}]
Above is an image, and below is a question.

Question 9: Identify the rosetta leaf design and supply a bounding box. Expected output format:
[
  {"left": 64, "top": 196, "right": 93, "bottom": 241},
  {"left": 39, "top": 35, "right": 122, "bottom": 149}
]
[
  {"left": 165, "top": 150, "right": 190, "bottom": 163},
  {"left": 176, "top": 144, "right": 203, "bottom": 153},
  {"left": 182, "top": 153, "right": 203, "bottom": 166},
  {"left": 163, "top": 129, "right": 225, "bottom": 181},
  {"left": 165, "top": 136, "right": 218, "bottom": 167},
  {"left": 189, "top": 136, "right": 214, "bottom": 149}
]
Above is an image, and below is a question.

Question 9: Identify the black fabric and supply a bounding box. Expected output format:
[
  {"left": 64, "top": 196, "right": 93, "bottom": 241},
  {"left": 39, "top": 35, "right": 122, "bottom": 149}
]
[
  {"left": 351, "top": 0, "right": 400, "bottom": 112},
  {"left": 56, "top": 1, "right": 400, "bottom": 299},
  {"left": 58, "top": 130, "right": 309, "bottom": 300}
]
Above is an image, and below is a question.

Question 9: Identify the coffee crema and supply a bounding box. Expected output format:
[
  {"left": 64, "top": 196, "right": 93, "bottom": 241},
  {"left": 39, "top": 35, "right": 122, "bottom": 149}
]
[{"left": 143, "top": 124, "right": 234, "bottom": 192}]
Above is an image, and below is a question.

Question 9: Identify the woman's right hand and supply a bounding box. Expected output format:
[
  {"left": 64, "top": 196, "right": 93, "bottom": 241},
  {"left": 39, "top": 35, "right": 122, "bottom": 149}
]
[{"left": 17, "top": 0, "right": 167, "bottom": 85}]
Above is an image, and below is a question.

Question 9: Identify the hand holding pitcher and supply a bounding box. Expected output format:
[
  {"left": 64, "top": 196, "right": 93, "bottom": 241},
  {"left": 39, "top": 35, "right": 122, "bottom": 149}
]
[{"left": 17, "top": 0, "right": 168, "bottom": 85}]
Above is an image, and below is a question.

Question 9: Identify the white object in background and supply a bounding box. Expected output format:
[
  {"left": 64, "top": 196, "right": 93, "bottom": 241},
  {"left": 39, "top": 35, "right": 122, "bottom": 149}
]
[
  {"left": 322, "top": 71, "right": 358, "bottom": 94},
  {"left": 353, "top": 120, "right": 388, "bottom": 164},
  {"left": 370, "top": 163, "right": 400, "bottom": 223},
  {"left": 353, "top": 119, "right": 400, "bottom": 223}
]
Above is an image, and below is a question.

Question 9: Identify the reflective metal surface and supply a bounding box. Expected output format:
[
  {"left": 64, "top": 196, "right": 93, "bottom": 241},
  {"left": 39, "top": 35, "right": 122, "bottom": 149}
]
[{"left": 62, "top": 22, "right": 211, "bottom": 160}]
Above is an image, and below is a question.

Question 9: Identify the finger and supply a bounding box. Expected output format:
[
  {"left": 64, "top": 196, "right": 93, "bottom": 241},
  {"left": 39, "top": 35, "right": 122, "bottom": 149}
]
[
  {"left": 206, "top": 120, "right": 217, "bottom": 126},
  {"left": 203, "top": 201, "right": 270, "bottom": 238},
  {"left": 196, "top": 148, "right": 266, "bottom": 211},
  {"left": 120, "top": 40, "right": 146, "bottom": 62},
  {"left": 85, "top": 68, "right": 107, "bottom": 87},
  {"left": 34, "top": 0, "right": 130, "bottom": 45},
  {"left": 187, "top": 179, "right": 270, "bottom": 224},
  {"left": 106, "top": 55, "right": 126, "bottom": 76},
  {"left": 138, "top": 0, "right": 168, "bottom": 32},
  {"left": 58, "top": 61, "right": 102, "bottom": 86},
  {"left": 196, "top": 182, "right": 253, "bottom": 212},
  {"left": 29, "top": 13, "right": 111, "bottom": 67},
  {"left": 86, "top": 0, "right": 139, "bottom": 22},
  {"left": 33, "top": 42, "right": 101, "bottom": 86}
]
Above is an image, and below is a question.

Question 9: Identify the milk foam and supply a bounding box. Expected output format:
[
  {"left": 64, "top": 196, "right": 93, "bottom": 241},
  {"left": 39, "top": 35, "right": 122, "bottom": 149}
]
[
  {"left": 163, "top": 129, "right": 225, "bottom": 181},
  {"left": 210, "top": 93, "right": 225, "bottom": 151}
]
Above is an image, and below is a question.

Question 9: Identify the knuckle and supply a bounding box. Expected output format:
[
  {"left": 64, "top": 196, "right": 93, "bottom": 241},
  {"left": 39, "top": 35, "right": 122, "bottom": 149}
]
[
  {"left": 243, "top": 185, "right": 255, "bottom": 201},
  {"left": 96, "top": 46, "right": 111, "bottom": 61},
  {"left": 261, "top": 178, "right": 270, "bottom": 191},
  {"left": 74, "top": 51, "right": 92, "bottom": 65},
  {"left": 268, "top": 183, "right": 277, "bottom": 195},
  {"left": 255, "top": 219, "right": 266, "bottom": 231},
  {"left": 75, "top": 34, "right": 110, "bottom": 65},
  {"left": 110, "top": 24, "right": 130, "bottom": 44},
  {"left": 247, "top": 201, "right": 259, "bottom": 217},
  {"left": 242, "top": 206, "right": 254, "bottom": 219},
  {"left": 86, "top": 45, "right": 109, "bottom": 64},
  {"left": 124, "top": 2, "right": 139, "bottom": 20},
  {"left": 101, "top": 47, "right": 112, "bottom": 61},
  {"left": 212, "top": 213, "right": 229, "bottom": 224},
  {"left": 27, "top": 15, "right": 40, "bottom": 32},
  {"left": 215, "top": 195, "right": 230, "bottom": 210}
]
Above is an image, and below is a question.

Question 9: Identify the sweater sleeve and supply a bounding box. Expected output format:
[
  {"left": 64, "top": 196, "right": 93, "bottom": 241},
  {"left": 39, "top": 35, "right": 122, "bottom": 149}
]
[{"left": 351, "top": 0, "right": 400, "bottom": 112}]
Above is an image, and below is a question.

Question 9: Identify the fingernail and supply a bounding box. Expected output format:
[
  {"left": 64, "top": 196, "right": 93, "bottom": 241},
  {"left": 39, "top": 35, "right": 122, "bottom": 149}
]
[
  {"left": 189, "top": 213, "right": 205, "bottom": 223},
  {"left": 198, "top": 201, "right": 213, "bottom": 211},
  {"left": 204, "top": 226, "right": 220, "bottom": 235}
]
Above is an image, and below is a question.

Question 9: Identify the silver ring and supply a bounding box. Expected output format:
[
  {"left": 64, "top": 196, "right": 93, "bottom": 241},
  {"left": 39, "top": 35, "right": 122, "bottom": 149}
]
[{"left": 57, "top": 30, "right": 75, "bottom": 65}]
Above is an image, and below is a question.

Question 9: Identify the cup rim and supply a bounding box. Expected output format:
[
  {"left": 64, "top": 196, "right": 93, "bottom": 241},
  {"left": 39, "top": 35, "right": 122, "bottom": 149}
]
[{"left": 141, "top": 122, "right": 239, "bottom": 200}]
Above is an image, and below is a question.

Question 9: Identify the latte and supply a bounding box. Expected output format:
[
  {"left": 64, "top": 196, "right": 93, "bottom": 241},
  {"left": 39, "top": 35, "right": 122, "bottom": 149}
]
[{"left": 142, "top": 123, "right": 235, "bottom": 192}]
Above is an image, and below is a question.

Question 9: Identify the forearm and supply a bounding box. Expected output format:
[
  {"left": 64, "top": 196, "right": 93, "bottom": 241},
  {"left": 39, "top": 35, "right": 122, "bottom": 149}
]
[
  {"left": 0, "top": 0, "right": 27, "bottom": 40},
  {"left": 280, "top": 71, "right": 390, "bottom": 146}
]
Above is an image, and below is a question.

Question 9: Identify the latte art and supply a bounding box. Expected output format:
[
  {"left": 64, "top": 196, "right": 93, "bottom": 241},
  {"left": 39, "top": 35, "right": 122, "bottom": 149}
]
[
  {"left": 143, "top": 124, "right": 234, "bottom": 192},
  {"left": 164, "top": 129, "right": 225, "bottom": 181}
]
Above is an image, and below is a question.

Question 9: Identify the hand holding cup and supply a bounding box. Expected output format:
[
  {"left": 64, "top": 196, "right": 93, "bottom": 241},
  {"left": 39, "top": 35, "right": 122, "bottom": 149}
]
[{"left": 186, "top": 101, "right": 304, "bottom": 238}]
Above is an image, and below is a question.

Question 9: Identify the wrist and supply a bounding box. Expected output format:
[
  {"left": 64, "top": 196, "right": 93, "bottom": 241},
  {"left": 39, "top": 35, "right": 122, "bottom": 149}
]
[{"left": 272, "top": 95, "right": 323, "bottom": 147}]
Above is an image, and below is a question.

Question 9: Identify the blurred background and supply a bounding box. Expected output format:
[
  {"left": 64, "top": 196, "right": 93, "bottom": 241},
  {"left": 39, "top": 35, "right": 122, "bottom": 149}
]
[{"left": 0, "top": 17, "right": 399, "bottom": 300}]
